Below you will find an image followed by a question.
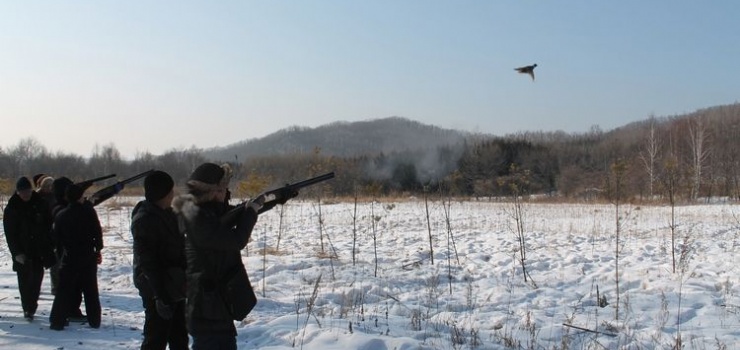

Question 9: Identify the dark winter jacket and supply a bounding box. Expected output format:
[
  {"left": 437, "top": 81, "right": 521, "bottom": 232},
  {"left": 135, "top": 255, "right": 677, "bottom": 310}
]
[
  {"left": 131, "top": 200, "right": 186, "bottom": 303},
  {"left": 172, "top": 195, "right": 258, "bottom": 336},
  {"left": 2, "top": 192, "right": 55, "bottom": 271},
  {"left": 53, "top": 202, "right": 103, "bottom": 267},
  {"left": 37, "top": 190, "right": 57, "bottom": 214}
]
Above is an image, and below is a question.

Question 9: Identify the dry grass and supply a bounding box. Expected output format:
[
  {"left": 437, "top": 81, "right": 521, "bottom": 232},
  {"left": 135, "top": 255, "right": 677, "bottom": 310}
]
[
  {"left": 257, "top": 246, "right": 290, "bottom": 256},
  {"left": 315, "top": 249, "right": 338, "bottom": 260}
]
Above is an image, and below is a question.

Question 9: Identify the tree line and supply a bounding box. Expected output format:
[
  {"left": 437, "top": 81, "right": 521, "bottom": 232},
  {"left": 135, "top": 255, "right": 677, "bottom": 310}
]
[{"left": 2, "top": 103, "right": 739, "bottom": 203}]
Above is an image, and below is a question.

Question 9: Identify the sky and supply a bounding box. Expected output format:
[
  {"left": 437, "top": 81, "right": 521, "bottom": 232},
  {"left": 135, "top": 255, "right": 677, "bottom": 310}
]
[{"left": 1, "top": 1, "right": 739, "bottom": 159}]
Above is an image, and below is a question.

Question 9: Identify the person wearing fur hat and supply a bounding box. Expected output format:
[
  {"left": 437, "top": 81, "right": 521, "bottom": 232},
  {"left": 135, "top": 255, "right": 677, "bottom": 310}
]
[
  {"left": 2, "top": 177, "right": 56, "bottom": 321},
  {"left": 173, "top": 162, "right": 296, "bottom": 349},
  {"left": 131, "top": 170, "right": 188, "bottom": 350},
  {"left": 36, "top": 175, "right": 56, "bottom": 209},
  {"left": 49, "top": 184, "right": 104, "bottom": 330}
]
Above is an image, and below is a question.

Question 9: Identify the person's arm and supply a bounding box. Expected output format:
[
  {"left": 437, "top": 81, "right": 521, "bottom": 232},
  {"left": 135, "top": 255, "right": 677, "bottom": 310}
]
[
  {"left": 132, "top": 216, "right": 169, "bottom": 301},
  {"left": 89, "top": 207, "right": 104, "bottom": 252},
  {"left": 186, "top": 207, "right": 258, "bottom": 251},
  {"left": 2, "top": 206, "right": 22, "bottom": 257}
]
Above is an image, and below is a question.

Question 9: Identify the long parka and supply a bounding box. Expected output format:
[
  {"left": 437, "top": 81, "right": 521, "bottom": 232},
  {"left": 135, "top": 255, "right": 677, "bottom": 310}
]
[
  {"left": 2, "top": 191, "right": 55, "bottom": 317},
  {"left": 172, "top": 195, "right": 258, "bottom": 336}
]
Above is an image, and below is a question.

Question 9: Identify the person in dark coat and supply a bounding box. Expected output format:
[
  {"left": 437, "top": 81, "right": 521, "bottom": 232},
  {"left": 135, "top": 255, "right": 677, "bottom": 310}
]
[
  {"left": 2, "top": 177, "right": 56, "bottom": 321},
  {"left": 131, "top": 170, "right": 188, "bottom": 350},
  {"left": 173, "top": 163, "right": 295, "bottom": 350},
  {"left": 36, "top": 175, "right": 56, "bottom": 209},
  {"left": 48, "top": 177, "right": 71, "bottom": 296},
  {"left": 48, "top": 177, "right": 86, "bottom": 320},
  {"left": 49, "top": 184, "right": 104, "bottom": 330}
]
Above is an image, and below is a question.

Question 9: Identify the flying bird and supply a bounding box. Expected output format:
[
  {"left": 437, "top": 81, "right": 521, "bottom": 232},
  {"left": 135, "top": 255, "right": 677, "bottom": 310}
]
[{"left": 514, "top": 63, "right": 537, "bottom": 81}]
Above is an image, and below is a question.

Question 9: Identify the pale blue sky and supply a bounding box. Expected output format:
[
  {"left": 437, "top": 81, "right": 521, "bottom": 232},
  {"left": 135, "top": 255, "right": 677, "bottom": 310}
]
[{"left": 1, "top": 1, "right": 738, "bottom": 158}]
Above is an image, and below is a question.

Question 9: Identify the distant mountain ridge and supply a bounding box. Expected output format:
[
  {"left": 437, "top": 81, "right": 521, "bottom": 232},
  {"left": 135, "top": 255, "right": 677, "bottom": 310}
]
[
  {"left": 204, "top": 117, "right": 469, "bottom": 161},
  {"left": 204, "top": 102, "right": 740, "bottom": 162}
]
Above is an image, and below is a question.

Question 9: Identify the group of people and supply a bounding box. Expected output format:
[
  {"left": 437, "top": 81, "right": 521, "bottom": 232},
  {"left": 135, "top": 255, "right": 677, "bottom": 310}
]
[
  {"left": 3, "top": 174, "right": 99, "bottom": 327},
  {"left": 3, "top": 163, "right": 296, "bottom": 350}
]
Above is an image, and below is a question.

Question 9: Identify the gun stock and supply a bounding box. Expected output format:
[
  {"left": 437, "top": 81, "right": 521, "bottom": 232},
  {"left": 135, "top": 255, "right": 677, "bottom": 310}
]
[
  {"left": 75, "top": 174, "right": 116, "bottom": 191},
  {"left": 89, "top": 169, "right": 155, "bottom": 206}
]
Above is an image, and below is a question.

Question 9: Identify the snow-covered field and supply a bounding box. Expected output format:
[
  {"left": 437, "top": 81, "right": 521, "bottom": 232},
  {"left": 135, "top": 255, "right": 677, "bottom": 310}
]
[{"left": 2, "top": 197, "right": 740, "bottom": 349}]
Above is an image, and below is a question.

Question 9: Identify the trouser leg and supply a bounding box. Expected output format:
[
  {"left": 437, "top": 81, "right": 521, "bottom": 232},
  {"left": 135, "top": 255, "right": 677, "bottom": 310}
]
[
  {"left": 28, "top": 259, "right": 44, "bottom": 314},
  {"left": 80, "top": 263, "right": 101, "bottom": 328},
  {"left": 50, "top": 250, "right": 61, "bottom": 295},
  {"left": 168, "top": 301, "right": 189, "bottom": 350},
  {"left": 141, "top": 298, "right": 168, "bottom": 350},
  {"left": 49, "top": 264, "right": 78, "bottom": 328},
  {"left": 141, "top": 299, "right": 189, "bottom": 350},
  {"left": 191, "top": 334, "right": 236, "bottom": 350},
  {"left": 17, "top": 259, "right": 43, "bottom": 315}
]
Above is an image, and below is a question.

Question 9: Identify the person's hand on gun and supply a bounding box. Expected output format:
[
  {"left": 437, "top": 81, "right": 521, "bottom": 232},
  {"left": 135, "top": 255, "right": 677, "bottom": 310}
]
[{"left": 247, "top": 194, "right": 265, "bottom": 212}]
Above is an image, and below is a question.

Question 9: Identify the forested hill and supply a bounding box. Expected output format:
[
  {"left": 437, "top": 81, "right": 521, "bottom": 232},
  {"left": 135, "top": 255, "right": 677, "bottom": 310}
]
[
  {"left": 3, "top": 102, "right": 740, "bottom": 201},
  {"left": 203, "top": 117, "right": 469, "bottom": 161}
]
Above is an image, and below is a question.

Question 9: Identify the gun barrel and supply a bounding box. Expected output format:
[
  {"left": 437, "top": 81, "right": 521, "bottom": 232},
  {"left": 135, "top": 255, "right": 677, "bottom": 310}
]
[
  {"left": 76, "top": 173, "right": 116, "bottom": 186},
  {"left": 287, "top": 172, "right": 335, "bottom": 190},
  {"left": 88, "top": 169, "right": 155, "bottom": 206},
  {"left": 76, "top": 173, "right": 117, "bottom": 190},
  {"left": 118, "top": 169, "right": 155, "bottom": 186},
  {"left": 262, "top": 171, "right": 335, "bottom": 201}
]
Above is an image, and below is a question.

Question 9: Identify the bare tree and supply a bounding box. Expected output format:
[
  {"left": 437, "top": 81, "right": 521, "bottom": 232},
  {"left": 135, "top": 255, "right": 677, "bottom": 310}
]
[
  {"left": 663, "top": 156, "right": 680, "bottom": 274},
  {"left": 662, "top": 132, "right": 682, "bottom": 274},
  {"left": 687, "top": 117, "right": 711, "bottom": 200},
  {"left": 423, "top": 186, "right": 434, "bottom": 265},
  {"left": 609, "top": 159, "right": 628, "bottom": 321},
  {"left": 9, "top": 137, "right": 47, "bottom": 175},
  {"left": 498, "top": 165, "right": 535, "bottom": 285},
  {"left": 89, "top": 143, "right": 124, "bottom": 178},
  {"left": 639, "top": 117, "right": 662, "bottom": 198}
]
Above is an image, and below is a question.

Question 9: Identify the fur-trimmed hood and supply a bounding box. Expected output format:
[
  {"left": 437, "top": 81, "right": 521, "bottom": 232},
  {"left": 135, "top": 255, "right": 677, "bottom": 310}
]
[{"left": 171, "top": 194, "right": 200, "bottom": 222}]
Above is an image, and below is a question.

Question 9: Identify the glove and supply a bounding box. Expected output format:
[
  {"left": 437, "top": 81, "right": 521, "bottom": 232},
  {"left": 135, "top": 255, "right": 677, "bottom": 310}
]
[
  {"left": 14, "top": 254, "right": 27, "bottom": 265},
  {"left": 96, "top": 252, "right": 102, "bottom": 265},
  {"left": 276, "top": 187, "right": 299, "bottom": 205},
  {"left": 155, "top": 299, "right": 174, "bottom": 320},
  {"left": 247, "top": 195, "right": 265, "bottom": 212}
]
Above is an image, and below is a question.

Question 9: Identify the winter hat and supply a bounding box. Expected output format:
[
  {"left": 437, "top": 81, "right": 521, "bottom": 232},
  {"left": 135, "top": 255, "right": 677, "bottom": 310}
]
[
  {"left": 38, "top": 176, "right": 55, "bottom": 192},
  {"left": 16, "top": 177, "right": 32, "bottom": 191},
  {"left": 65, "top": 184, "right": 84, "bottom": 203},
  {"left": 32, "top": 174, "right": 47, "bottom": 188},
  {"left": 144, "top": 171, "right": 174, "bottom": 202},
  {"left": 189, "top": 163, "right": 227, "bottom": 185},
  {"left": 186, "top": 163, "right": 232, "bottom": 194},
  {"left": 53, "top": 177, "right": 74, "bottom": 202}
]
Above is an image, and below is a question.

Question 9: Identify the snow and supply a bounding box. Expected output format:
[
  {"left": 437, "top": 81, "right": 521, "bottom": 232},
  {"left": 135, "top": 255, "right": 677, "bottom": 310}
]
[{"left": 2, "top": 198, "right": 740, "bottom": 349}]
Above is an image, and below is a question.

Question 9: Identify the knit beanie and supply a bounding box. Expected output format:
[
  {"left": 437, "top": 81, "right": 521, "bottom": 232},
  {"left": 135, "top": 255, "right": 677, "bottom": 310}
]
[
  {"left": 16, "top": 177, "right": 32, "bottom": 191},
  {"left": 144, "top": 171, "right": 174, "bottom": 202}
]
